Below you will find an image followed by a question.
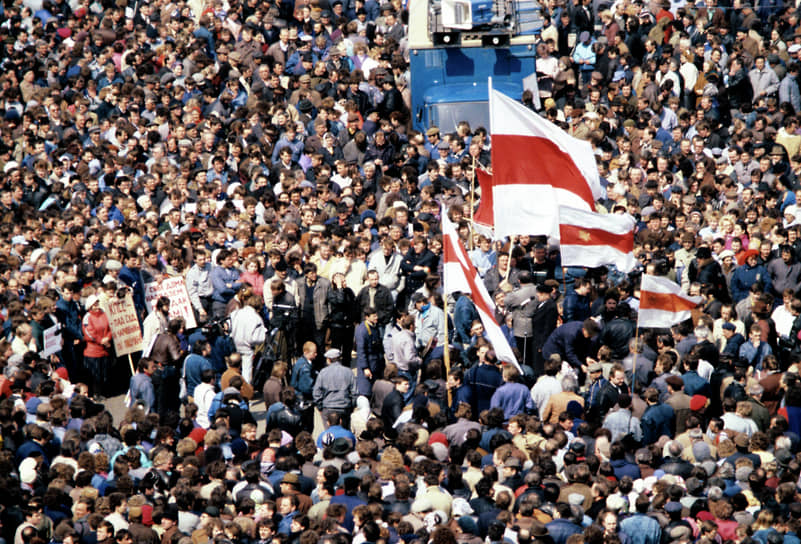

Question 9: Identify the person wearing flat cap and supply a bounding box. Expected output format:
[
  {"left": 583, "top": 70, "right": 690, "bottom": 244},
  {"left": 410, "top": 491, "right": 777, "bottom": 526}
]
[{"left": 312, "top": 348, "right": 357, "bottom": 427}]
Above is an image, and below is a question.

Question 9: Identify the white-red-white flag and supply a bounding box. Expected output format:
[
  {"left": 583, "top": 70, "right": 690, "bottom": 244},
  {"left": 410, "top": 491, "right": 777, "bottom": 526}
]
[
  {"left": 442, "top": 213, "right": 520, "bottom": 370},
  {"left": 474, "top": 167, "right": 494, "bottom": 227},
  {"left": 639, "top": 275, "right": 702, "bottom": 328},
  {"left": 559, "top": 207, "right": 637, "bottom": 273},
  {"left": 489, "top": 84, "right": 603, "bottom": 239}
]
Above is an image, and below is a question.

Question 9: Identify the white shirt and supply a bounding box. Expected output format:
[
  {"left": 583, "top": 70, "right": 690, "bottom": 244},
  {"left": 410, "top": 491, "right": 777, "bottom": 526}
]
[
  {"left": 194, "top": 382, "right": 216, "bottom": 429},
  {"left": 772, "top": 305, "right": 795, "bottom": 339},
  {"left": 530, "top": 375, "right": 562, "bottom": 419}
]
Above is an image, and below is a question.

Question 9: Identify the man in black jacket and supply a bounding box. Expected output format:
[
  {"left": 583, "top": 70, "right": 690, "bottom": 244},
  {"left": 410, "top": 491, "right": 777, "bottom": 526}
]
[
  {"left": 531, "top": 283, "right": 559, "bottom": 377},
  {"left": 381, "top": 376, "right": 410, "bottom": 429},
  {"left": 357, "top": 270, "right": 395, "bottom": 330}
]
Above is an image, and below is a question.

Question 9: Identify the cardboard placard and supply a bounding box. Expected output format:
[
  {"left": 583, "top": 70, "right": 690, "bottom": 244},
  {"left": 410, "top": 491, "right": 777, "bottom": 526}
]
[{"left": 144, "top": 277, "right": 198, "bottom": 329}]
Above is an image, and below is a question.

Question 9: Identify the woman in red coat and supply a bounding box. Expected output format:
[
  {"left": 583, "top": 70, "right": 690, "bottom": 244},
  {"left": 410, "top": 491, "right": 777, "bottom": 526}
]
[{"left": 82, "top": 294, "right": 112, "bottom": 398}]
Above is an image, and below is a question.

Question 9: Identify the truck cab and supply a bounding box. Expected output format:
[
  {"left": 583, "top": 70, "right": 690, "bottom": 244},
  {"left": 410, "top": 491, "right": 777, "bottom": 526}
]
[{"left": 408, "top": 0, "right": 543, "bottom": 133}]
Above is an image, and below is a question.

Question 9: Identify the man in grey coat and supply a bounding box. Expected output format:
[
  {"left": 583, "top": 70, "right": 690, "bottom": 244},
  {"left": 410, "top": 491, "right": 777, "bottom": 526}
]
[
  {"left": 779, "top": 63, "right": 801, "bottom": 113},
  {"left": 313, "top": 348, "right": 357, "bottom": 427},
  {"left": 504, "top": 272, "right": 539, "bottom": 370}
]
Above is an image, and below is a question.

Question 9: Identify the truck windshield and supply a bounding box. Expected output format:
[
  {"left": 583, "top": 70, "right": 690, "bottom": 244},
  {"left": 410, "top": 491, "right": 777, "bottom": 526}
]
[{"left": 428, "top": 101, "right": 489, "bottom": 133}]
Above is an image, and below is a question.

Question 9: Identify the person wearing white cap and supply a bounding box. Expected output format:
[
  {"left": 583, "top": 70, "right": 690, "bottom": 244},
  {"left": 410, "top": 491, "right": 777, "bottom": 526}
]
[{"left": 82, "top": 294, "right": 112, "bottom": 399}]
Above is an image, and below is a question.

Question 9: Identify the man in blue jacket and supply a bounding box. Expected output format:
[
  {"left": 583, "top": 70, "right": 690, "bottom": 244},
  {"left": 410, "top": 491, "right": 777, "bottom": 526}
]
[
  {"left": 118, "top": 251, "right": 147, "bottom": 318},
  {"left": 641, "top": 387, "right": 675, "bottom": 445},
  {"left": 542, "top": 319, "right": 600, "bottom": 372},
  {"left": 210, "top": 249, "right": 242, "bottom": 320},
  {"left": 355, "top": 307, "right": 384, "bottom": 397},
  {"left": 183, "top": 339, "right": 212, "bottom": 401},
  {"left": 55, "top": 281, "right": 84, "bottom": 382}
]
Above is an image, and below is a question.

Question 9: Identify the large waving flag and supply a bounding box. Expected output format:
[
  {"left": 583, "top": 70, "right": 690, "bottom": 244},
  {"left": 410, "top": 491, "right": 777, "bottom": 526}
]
[
  {"left": 559, "top": 207, "right": 637, "bottom": 273},
  {"left": 639, "top": 275, "right": 703, "bottom": 328},
  {"left": 442, "top": 213, "right": 520, "bottom": 370},
  {"left": 489, "top": 84, "right": 603, "bottom": 238}
]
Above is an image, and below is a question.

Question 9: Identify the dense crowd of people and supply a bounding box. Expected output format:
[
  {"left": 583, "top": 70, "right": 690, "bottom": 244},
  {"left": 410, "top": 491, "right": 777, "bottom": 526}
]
[{"left": 9, "top": 1, "right": 801, "bottom": 544}]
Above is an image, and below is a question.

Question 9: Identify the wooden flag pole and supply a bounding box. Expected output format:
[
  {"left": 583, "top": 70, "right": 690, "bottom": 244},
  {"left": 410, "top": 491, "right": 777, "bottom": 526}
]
[
  {"left": 631, "top": 312, "right": 641, "bottom": 391},
  {"left": 505, "top": 242, "right": 514, "bottom": 281},
  {"left": 443, "top": 241, "right": 452, "bottom": 406},
  {"left": 469, "top": 156, "right": 476, "bottom": 250}
]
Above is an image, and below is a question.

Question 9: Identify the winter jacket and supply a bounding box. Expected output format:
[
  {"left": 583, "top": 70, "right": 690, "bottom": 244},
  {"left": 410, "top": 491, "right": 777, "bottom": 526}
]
[
  {"left": 327, "top": 286, "right": 357, "bottom": 328},
  {"left": 229, "top": 306, "right": 267, "bottom": 357},
  {"left": 210, "top": 265, "right": 242, "bottom": 303},
  {"left": 313, "top": 361, "right": 357, "bottom": 411},
  {"left": 150, "top": 333, "right": 183, "bottom": 366},
  {"left": 290, "top": 356, "right": 314, "bottom": 398},
  {"left": 562, "top": 291, "right": 591, "bottom": 323},
  {"left": 464, "top": 363, "right": 503, "bottom": 416},
  {"left": 504, "top": 285, "right": 538, "bottom": 338},
  {"left": 297, "top": 277, "right": 331, "bottom": 330},
  {"left": 640, "top": 403, "right": 675, "bottom": 445},
  {"left": 82, "top": 309, "right": 111, "bottom": 358},
  {"left": 56, "top": 296, "right": 83, "bottom": 342},
  {"left": 730, "top": 262, "right": 771, "bottom": 303},
  {"left": 401, "top": 248, "right": 438, "bottom": 295},
  {"left": 184, "top": 353, "right": 212, "bottom": 396},
  {"left": 490, "top": 382, "right": 535, "bottom": 420},
  {"left": 767, "top": 258, "right": 801, "bottom": 297},
  {"left": 389, "top": 328, "right": 421, "bottom": 373},
  {"left": 542, "top": 321, "right": 597, "bottom": 370},
  {"left": 453, "top": 295, "right": 479, "bottom": 345},
  {"left": 599, "top": 318, "right": 636, "bottom": 360},
  {"left": 128, "top": 372, "right": 155, "bottom": 412},
  {"left": 355, "top": 321, "right": 384, "bottom": 395},
  {"left": 368, "top": 249, "right": 405, "bottom": 294},
  {"left": 356, "top": 283, "right": 395, "bottom": 325}
]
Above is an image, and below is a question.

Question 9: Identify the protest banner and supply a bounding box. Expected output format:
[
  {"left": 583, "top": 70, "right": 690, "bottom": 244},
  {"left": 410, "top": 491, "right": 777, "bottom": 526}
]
[
  {"left": 41, "top": 324, "right": 62, "bottom": 358},
  {"left": 144, "top": 277, "right": 198, "bottom": 329},
  {"left": 103, "top": 294, "right": 143, "bottom": 357}
]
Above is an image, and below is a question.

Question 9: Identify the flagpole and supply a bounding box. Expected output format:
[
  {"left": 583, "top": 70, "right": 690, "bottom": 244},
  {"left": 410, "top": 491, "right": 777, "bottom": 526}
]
[
  {"left": 505, "top": 242, "right": 514, "bottom": 282},
  {"left": 469, "top": 156, "right": 476, "bottom": 250},
  {"left": 442, "top": 211, "right": 452, "bottom": 406},
  {"left": 631, "top": 311, "right": 640, "bottom": 392}
]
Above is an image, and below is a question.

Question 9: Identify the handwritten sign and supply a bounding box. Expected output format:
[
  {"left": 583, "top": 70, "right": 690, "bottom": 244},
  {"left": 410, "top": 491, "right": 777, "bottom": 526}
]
[
  {"left": 144, "top": 277, "right": 198, "bottom": 329},
  {"left": 41, "top": 324, "right": 62, "bottom": 358},
  {"left": 103, "top": 294, "right": 143, "bottom": 356}
]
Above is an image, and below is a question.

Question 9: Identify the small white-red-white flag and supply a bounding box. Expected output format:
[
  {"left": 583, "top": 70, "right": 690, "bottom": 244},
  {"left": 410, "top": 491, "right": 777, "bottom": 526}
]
[
  {"left": 639, "top": 274, "right": 703, "bottom": 328},
  {"left": 559, "top": 206, "right": 637, "bottom": 273},
  {"left": 442, "top": 213, "right": 520, "bottom": 370},
  {"left": 489, "top": 84, "right": 603, "bottom": 239}
]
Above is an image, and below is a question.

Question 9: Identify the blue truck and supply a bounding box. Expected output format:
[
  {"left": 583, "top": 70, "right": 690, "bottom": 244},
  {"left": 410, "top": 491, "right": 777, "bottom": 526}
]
[{"left": 408, "top": 0, "right": 543, "bottom": 133}]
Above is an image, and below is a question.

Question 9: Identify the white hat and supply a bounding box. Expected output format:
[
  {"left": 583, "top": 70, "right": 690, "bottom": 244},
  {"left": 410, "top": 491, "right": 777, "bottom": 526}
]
[
  {"left": 28, "top": 248, "right": 47, "bottom": 266},
  {"left": 85, "top": 294, "right": 99, "bottom": 310},
  {"left": 19, "top": 457, "right": 37, "bottom": 484},
  {"left": 790, "top": 44, "right": 801, "bottom": 54}
]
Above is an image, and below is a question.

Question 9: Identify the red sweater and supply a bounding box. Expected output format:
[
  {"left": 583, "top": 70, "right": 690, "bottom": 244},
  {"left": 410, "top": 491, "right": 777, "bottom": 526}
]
[{"left": 82, "top": 310, "right": 111, "bottom": 358}]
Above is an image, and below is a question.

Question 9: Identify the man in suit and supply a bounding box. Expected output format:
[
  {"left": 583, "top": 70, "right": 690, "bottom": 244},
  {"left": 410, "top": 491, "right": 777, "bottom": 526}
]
[{"left": 530, "top": 283, "right": 559, "bottom": 377}]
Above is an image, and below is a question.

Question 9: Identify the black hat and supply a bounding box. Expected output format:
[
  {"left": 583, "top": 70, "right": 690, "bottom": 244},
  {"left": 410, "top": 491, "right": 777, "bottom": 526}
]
[
  {"left": 329, "top": 437, "right": 351, "bottom": 456},
  {"left": 297, "top": 99, "right": 314, "bottom": 113}
]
